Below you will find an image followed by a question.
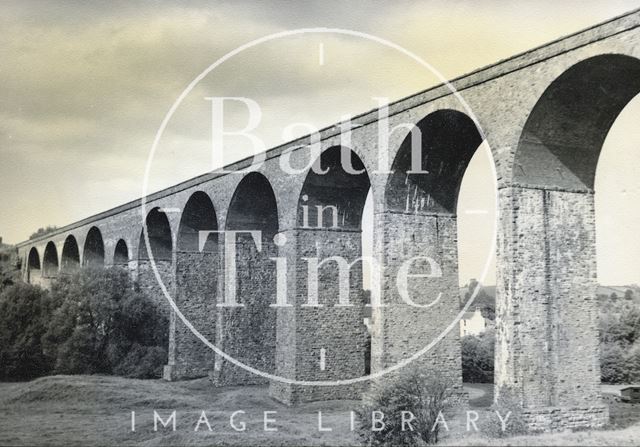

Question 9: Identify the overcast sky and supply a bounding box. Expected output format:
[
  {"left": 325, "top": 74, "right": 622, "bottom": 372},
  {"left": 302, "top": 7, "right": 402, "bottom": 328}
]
[{"left": 1, "top": 0, "right": 639, "bottom": 286}]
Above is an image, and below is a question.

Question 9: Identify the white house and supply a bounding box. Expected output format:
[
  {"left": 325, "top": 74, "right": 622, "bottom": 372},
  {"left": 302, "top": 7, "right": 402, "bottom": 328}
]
[{"left": 460, "top": 308, "right": 487, "bottom": 337}]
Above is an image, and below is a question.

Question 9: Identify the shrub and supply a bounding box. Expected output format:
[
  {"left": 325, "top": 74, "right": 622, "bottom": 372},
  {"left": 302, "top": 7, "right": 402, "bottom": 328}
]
[
  {"left": 482, "top": 387, "right": 528, "bottom": 438},
  {"left": 0, "top": 282, "right": 54, "bottom": 380},
  {"left": 357, "top": 369, "right": 454, "bottom": 446},
  {"left": 43, "top": 267, "right": 168, "bottom": 378},
  {"left": 462, "top": 329, "right": 494, "bottom": 383},
  {"left": 600, "top": 342, "right": 629, "bottom": 383}
]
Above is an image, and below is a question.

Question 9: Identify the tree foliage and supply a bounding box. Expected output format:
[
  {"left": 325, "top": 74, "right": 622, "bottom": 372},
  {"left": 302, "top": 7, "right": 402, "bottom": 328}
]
[
  {"left": 462, "top": 328, "right": 495, "bottom": 383},
  {"left": 357, "top": 369, "right": 454, "bottom": 446},
  {"left": 0, "top": 282, "right": 53, "bottom": 380},
  {"left": 0, "top": 268, "right": 168, "bottom": 381}
]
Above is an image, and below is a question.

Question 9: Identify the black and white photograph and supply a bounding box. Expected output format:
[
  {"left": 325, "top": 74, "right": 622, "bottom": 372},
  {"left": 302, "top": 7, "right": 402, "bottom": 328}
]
[{"left": 1, "top": 1, "right": 640, "bottom": 445}]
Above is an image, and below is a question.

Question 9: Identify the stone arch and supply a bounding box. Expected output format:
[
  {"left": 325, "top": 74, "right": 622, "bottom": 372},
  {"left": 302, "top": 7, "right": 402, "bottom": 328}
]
[
  {"left": 178, "top": 191, "right": 218, "bottom": 252},
  {"left": 226, "top": 172, "right": 279, "bottom": 237},
  {"left": 27, "top": 247, "right": 41, "bottom": 283},
  {"left": 499, "top": 54, "right": 640, "bottom": 413},
  {"left": 298, "top": 145, "right": 371, "bottom": 230},
  {"left": 384, "top": 109, "right": 484, "bottom": 214},
  {"left": 216, "top": 172, "right": 278, "bottom": 385},
  {"left": 61, "top": 235, "right": 80, "bottom": 273},
  {"left": 113, "top": 239, "right": 129, "bottom": 265},
  {"left": 83, "top": 226, "right": 105, "bottom": 267},
  {"left": 168, "top": 191, "right": 219, "bottom": 380},
  {"left": 139, "top": 208, "right": 173, "bottom": 261},
  {"left": 42, "top": 241, "right": 59, "bottom": 277},
  {"left": 513, "top": 54, "right": 640, "bottom": 190},
  {"left": 375, "top": 109, "right": 485, "bottom": 392}
]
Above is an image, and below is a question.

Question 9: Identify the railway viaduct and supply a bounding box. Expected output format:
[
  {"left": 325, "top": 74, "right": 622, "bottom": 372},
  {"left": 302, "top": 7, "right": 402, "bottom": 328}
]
[{"left": 17, "top": 8, "right": 640, "bottom": 430}]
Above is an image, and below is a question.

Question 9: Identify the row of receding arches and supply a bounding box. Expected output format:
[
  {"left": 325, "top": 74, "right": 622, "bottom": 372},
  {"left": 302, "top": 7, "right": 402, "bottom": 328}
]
[
  {"left": 24, "top": 107, "right": 488, "bottom": 290},
  {"left": 28, "top": 233, "right": 129, "bottom": 278}
]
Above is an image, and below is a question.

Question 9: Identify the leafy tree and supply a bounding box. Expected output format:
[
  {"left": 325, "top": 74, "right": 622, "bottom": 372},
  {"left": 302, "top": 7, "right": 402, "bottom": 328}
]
[
  {"left": 0, "top": 283, "right": 53, "bottom": 380},
  {"left": 29, "top": 226, "right": 58, "bottom": 240},
  {"left": 357, "top": 369, "right": 454, "bottom": 445},
  {"left": 600, "top": 343, "right": 628, "bottom": 384},
  {"left": 462, "top": 328, "right": 495, "bottom": 383},
  {"left": 625, "top": 289, "right": 634, "bottom": 301},
  {"left": 43, "top": 267, "right": 168, "bottom": 378}
]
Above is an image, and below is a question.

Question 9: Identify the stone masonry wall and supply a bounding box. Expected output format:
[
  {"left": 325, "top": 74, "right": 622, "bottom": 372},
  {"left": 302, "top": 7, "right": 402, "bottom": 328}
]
[
  {"left": 165, "top": 251, "right": 218, "bottom": 380},
  {"left": 213, "top": 238, "right": 277, "bottom": 386},
  {"left": 137, "top": 259, "right": 173, "bottom": 361},
  {"left": 495, "top": 186, "right": 602, "bottom": 417},
  {"left": 372, "top": 211, "right": 463, "bottom": 392},
  {"left": 271, "top": 228, "right": 368, "bottom": 404}
]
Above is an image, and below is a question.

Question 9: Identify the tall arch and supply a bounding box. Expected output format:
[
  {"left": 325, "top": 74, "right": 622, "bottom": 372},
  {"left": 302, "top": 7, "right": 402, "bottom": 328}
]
[
  {"left": 61, "top": 235, "right": 80, "bottom": 273},
  {"left": 139, "top": 208, "right": 172, "bottom": 261},
  {"left": 42, "top": 241, "right": 59, "bottom": 277},
  {"left": 27, "top": 247, "right": 41, "bottom": 284},
  {"left": 83, "top": 226, "right": 105, "bottom": 267},
  {"left": 113, "top": 239, "right": 129, "bottom": 265},
  {"left": 216, "top": 173, "right": 278, "bottom": 386},
  {"left": 377, "top": 110, "right": 485, "bottom": 393},
  {"left": 272, "top": 146, "right": 372, "bottom": 403},
  {"left": 168, "top": 191, "right": 219, "bottom": 380},
  {"left": 501, "top": 54, "right": 640, "bottom": 413}
]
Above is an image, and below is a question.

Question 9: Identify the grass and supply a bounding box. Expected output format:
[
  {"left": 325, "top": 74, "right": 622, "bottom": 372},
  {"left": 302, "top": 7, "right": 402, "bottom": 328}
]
[{"left": 0, "top": 376, "right": 639, "bottom": 446}]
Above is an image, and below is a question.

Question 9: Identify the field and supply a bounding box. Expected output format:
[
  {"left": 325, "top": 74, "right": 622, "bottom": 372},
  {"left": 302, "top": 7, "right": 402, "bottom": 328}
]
[{"left": 0, "top": 376, "right": 639, "bottom": 446}]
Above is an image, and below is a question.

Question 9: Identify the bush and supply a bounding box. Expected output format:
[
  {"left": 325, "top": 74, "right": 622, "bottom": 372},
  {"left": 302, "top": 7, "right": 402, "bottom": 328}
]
[
  {"left": 0, "top": 283, "right": 54, "bottom": 380},
  {"left": 462, "top": 329, "right": 494, "bottom": 383},
  {"left": 357, "top": 370, "right": 454, "bottom": 446},
  {"left": 482, "top": 387, "right": 528, "bottom": 438},
  {"left": 43, "top": 267, "right": 168, "bottom": 378}
]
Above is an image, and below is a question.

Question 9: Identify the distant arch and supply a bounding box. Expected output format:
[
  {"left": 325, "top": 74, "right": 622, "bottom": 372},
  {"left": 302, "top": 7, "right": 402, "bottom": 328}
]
[
  {"left": 139, "top": 208, "right": 173, "bottom": 261},
  {"left": 27, "top": 247, "right": 41, "bottom": 281},
  {"left": 61, "top": 235, "right": 80, "bottom": 273},
  {"left": 227, "top": 172, "right": 278, "bottom": 238},
  {"left": 42, "top": 242, "right": 59, "bottom": 277},
  {"left": 178, "top": 191, "right": 218, "bottom": 252},
  {"left": 113, "top": 239, "right": 129, "bottom": 265},
  {"left": 83, "top": 226, "right": 105, "bottom": 267}
]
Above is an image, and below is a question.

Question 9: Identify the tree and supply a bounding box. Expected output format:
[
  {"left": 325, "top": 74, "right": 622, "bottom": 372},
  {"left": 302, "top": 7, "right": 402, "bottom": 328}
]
[
  {"left": 462, "top": 328, "right": 495, "bottom": 383},
  {"left": 357, "top": 370, "right": 454, "bottom": 445},
  {"left": 43, "top": 267, "right": 168, "bottom": 378},
  {"left": 29, "top": 226, "right": 58, "bottom": 240},
  {"left": 0, "top": 283, "right": 53, "bottom": 380},
  {"left": 625, "top": 289, "right": 634, "bottom": 301}
]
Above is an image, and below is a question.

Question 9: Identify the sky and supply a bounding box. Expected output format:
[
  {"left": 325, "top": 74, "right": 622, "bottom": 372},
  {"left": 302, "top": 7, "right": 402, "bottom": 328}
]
[{"left": 1, "top": 0, "right": 639, "bottom": 286}]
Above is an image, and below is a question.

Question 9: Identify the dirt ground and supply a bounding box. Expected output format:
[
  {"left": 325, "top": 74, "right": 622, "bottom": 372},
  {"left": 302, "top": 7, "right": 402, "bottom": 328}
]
[{"left": 0, "top": 376, "right": 638, "bottom": 446}]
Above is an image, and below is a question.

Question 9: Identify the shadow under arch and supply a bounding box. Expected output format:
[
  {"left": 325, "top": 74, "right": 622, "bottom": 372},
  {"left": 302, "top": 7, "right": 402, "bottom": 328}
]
[
  {"left": 113, "top": 239, "right": 129, "bottom": 265},
  {"left": 27, "top": 247, "right": 41, "bottom": 283},
  {"left": 61, "top": 235, "right": 80, "bottom": 273},
  {"left": 83, "top": 226, "right": 105, "bottom": 267},
  {"left": 42, "top": 241, "right": 59, "bottom": 278}
]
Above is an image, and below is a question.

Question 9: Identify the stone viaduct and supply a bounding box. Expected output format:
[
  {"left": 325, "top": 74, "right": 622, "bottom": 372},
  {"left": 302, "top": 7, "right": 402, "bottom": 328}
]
[{"left": 17, "top": 9, "right": 640, "bottom": 430}]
